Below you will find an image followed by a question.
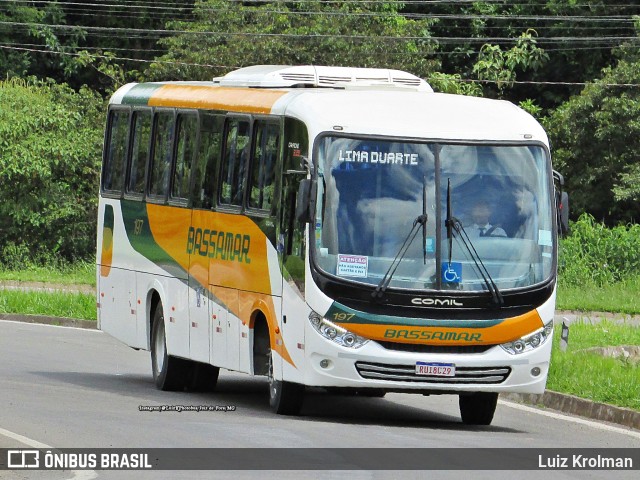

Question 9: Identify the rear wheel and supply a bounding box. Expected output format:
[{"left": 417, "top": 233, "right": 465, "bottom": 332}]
[
  {"left": 150, "top": 302, "right": 188, "bottom": 391},
  {"left": 459, "top": 392, "right": 498, "bottom": 425},
  {"left": 268, "top": 347, "right": 304, "bottom": 415}
]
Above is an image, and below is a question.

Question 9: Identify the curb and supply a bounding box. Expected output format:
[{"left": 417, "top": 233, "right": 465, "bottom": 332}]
[
  {"left": 1, "top": 314, "right": 637, "bottom": 431},
  {"left": 0, "top": 313, "right": 97, "bottom": 330},
  {"left": 501, "top": 391, "right": 640, "bottom": 431}
]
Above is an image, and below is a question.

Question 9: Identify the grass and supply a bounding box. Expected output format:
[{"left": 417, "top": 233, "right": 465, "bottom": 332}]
[
  {"left": 0, "top": 290, "right": 96, "bottom": 320},
  {"left": 547, "top": 320, "right": 640, "bottom": 411},
  {"left": 0, "top": 261, "right": 95, "bottom": 286},
  {"left": 557, "top": 277, "right": 640, "bottom": 315}
]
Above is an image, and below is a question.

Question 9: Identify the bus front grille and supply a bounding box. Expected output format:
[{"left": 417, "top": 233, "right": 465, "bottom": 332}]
[
  {"left": 378, "top": 341, "right": 493, "bottom": 354},
  {"left": 355, "top": 362, "right": 511, "bottom": 384}
]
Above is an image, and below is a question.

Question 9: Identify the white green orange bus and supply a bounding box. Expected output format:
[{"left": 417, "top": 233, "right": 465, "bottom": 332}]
[{"left": 97, "top": 65, "right": 564, "bottom": 425}]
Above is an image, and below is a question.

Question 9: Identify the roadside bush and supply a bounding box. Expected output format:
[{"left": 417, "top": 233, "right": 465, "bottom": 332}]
[
  {"left": 559, "top": 213, "right": 640, "bottom": 286},
  {"left": 0, "top": 78, "right": 104, "bottom": 265}
]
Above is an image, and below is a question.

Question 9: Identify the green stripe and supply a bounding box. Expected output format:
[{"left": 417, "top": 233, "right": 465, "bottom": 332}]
[
  {"left": 325, "top": 302, "right": 503, "bottom": 329},
  {"left": 120, "top": 200, "right": 187, "bottom": 280},
  {"left": 121, "top": 83, "right": 164, "bottom": 106}
]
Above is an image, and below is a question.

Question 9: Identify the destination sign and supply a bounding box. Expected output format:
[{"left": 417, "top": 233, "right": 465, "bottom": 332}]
[{"left": 338, "top": 149, "right": 419, "bottom": 165}]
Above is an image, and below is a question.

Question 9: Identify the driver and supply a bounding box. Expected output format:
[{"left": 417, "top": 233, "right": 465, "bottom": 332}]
[{"left": 468, "top": 199, "right": 507, "bottom": 238}]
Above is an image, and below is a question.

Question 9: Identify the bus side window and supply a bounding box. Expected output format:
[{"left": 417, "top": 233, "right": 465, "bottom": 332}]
[
  {"left": 248, "top": 121, "right": 279, "bottom": 212},
  {"left": 102, "top": 108, "right": 130, "bottom": 193},
  {"left": 192, "top": 113, "right": 223, "bottom": 210},
  {"left": 220, "top": 118, "right": 250, "bottom": 207},
  {"left": 148, "top": 110, "right": 175, "bottom": 200},
  {"left": 171, "top": 112, "right": 198, "bottom": 201},
  {"left": 126, "top": 109, "right": 151, "bottom": 196}
]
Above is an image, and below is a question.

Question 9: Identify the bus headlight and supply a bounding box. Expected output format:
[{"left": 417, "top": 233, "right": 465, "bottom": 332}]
[
  {"left": 500, "top": 322, "right": 553, "bottom": 355},
  {"left": 308, "top": 312, "right": 368, "bottom": 349}
]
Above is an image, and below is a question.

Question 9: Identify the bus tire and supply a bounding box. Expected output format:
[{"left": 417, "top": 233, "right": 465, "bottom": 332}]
[
  {"left": 268, "top": 347, "right": 304, "bottom": 415},
  {"left": 459, "top": 392, "right": 498, "bottom": 425},
  {"left": 150, "top": 302, "right": 188, "bottom": 391}
]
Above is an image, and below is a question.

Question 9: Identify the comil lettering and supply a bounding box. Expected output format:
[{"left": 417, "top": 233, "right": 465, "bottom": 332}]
[
  {"left": 411, "top": 298, "right": 463, "bottom": 307},
  {"left": 338, "top": 150, "right": 419, "bottom": 166}
]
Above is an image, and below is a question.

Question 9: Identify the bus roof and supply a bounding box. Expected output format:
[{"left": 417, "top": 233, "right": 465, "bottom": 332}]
[
  {"left": 110, "top": 76, "right": 547, "bottom": 145},
  {"left": 277, "top": 88, "right": 547, "bottom": 144}
]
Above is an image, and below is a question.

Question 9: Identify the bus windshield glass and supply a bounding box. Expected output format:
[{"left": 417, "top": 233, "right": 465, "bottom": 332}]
[{"left": 314, "top": 136, "right": 554, "bottom": 293}]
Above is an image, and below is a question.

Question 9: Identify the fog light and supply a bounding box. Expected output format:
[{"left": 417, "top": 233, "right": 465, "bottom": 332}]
[
  {"left": 531, "top": 367, "right": 541, "bottom": 377},
  {"left": 320, "top": 359, "right": 330, "bottom": 369}
]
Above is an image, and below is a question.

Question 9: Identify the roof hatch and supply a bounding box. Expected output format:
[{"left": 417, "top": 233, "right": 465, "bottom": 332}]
[{"left": 213, "top": 65, "right": 433, "bottom": 92}]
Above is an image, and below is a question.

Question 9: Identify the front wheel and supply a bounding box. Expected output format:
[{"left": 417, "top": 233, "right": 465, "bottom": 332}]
[
  {"left": 268, "top": 347, "right": 304, "bottom": 415},
  {"left": 459, "top": 392, "right": 498, "bottom": 425}
]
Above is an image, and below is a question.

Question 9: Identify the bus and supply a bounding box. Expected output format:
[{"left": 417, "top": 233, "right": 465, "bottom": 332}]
[{"left": 97, "top": 65, "right": 565, "bottom": 425}]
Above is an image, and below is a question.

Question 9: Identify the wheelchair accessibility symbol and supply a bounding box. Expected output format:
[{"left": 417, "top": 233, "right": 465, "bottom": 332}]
[{"left": 441, "top": 262, "right": 462, "bottom": 284}]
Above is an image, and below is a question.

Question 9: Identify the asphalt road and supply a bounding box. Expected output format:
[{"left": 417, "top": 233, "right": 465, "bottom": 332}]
[{"left": 1, "top": 320, "right": 638, "bottom": 480}]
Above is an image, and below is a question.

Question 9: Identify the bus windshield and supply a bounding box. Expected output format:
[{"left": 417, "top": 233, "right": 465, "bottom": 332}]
[{"left": 314, "top": 136, "right": 555, "bottom": 293}]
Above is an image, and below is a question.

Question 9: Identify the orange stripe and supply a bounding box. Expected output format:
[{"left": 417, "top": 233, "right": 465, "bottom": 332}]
[
  {"left": 338, "top": 310, "right": 544, "bottom": 346},
  {"left": 147, "top": 205, "right": 295, "bottom": 368},
  {"left": 148, "top": 85, "right": 287, "bottom": 114},
  {"left": 100, "top": 227, "right": 113, "bottom": 277}
]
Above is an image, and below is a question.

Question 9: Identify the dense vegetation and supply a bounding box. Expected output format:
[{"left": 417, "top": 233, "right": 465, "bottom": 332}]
[{"left": 2, "top": 0, "right": 640, "bottom": 268}]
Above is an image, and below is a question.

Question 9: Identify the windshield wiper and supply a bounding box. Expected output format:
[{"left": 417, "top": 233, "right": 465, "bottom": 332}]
[
  {"left": 422, "top": 176, "right": 428, "bottom": 265},
  {"left": 372, "top": 214, "right": 428, "bottom": 301},
  {"left": 445, "top": 179, "right": 504, "bottom": 307}
]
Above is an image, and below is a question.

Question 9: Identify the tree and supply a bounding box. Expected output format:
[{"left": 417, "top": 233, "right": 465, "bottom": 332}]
[
  {"left": 145, "top": 0, "right": 440, "bottom": 81},
  {"left": 472, "top": 29, "right": 549, "bottom": 96},
  {"left": 0, "top": 79, "right": 104, "bottom": 264},
  {"left": 544, "top": 47, "right": 640, "bottom": 224},
  {"left": 407, "top": 1, "right": 639, "bottom": 108}
]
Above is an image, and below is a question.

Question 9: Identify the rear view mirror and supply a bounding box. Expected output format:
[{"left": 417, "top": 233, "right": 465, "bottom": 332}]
[
  {"left": 295, "top": 179, "right": 317, "bottom": 224},
  {"left": 553, "top": 170, "right": 569, "bottom": 236},
  {"left": 559, "top": 191, "right": 570, "bottom": 236}
]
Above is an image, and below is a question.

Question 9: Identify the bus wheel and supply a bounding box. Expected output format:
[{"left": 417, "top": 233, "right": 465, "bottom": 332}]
[
  {"left": 267, "top": 347, "right": 304, "bottom": 415},
  {"left": 150, "top": 302, "right": 187, "bottom": 391},
  {"left": 459, "top": 392, "right": 498, "bottom": 425}
]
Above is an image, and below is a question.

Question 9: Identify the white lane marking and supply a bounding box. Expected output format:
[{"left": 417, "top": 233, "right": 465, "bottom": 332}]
[
  {"left": 0, "top": 427, "right": 50, "bottom": 449},
  {"left": 499, "top": 399, "right": 640, "bottom": 440},
  {"left": 0, "top": 319, "right": 102, "bottom": 333},
  {"left": 0, "top": 427, "right": 98, "bottom": 479}
]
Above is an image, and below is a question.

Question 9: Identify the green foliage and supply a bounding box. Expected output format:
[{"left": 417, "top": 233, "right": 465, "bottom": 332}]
[
  {"left": 547, "top": 321, "right": 640, "bottom": 411},
  {"left": 559, "top": 214, "right": 640, "bottom": 286},
  {"left": 0, "top": 78, "right": 104, "bottom": 264},
  {"left": 544, "top": 50, "right": 640, "bottom": 223},
  {"left": 427, "top": 72, "right": 482, "bottom": 96},
  {"left": 557, "top": 278, "right": 640, "bottom": 315},
  {"left": 146, "top": 0, "right": 440, "bottom": 81},
  {"left": 0, "top": 262, "right": 95, "bottom": 286},
  {"left": 518, "top": 99, "right": 543, "bottom": 118},
  {"left": 472, "top": 29, "right": 549, "bottom": 95},
  {"left": 0, "top": 290, "right": 96, "bottom": 320}
]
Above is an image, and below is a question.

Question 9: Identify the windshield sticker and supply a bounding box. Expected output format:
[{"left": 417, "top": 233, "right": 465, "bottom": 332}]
[
  {"left": 337, "top": 254, "right": 369, "bottom": 278},
  {"left": 441, "top": 262, "right": 462, "bottom": 284},
  {"left": 425, "top": 237, "right": 436, "bottom": 254},
  {"left": 338, "top": 150, "right": 419, "bottom": 166},
  {"left": 538, "top": 229, "right": 552, "bottom": 247}
]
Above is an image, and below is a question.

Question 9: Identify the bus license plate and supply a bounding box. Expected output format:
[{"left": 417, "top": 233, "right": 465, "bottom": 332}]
[{"left": 415, "top": 362, "right": 456, "bottom": 377}]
